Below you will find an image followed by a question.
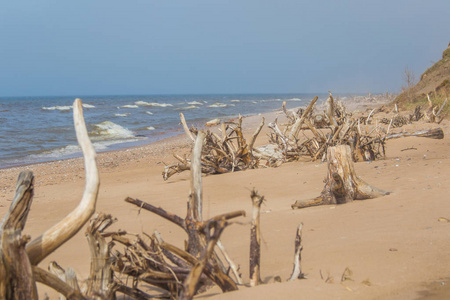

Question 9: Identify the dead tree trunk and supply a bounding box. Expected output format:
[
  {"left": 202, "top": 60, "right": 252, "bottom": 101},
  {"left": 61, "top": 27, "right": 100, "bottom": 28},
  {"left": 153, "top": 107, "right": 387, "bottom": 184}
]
[
  {"left": 85, "top": 213, "right": 117, "bottom": 299},
  {"left": 292, "top": 145, "right": 389, "bottom": 209},
  {"left": 0, "top": 171, "right": 38, "bottom": 300},
  {"left": 249, "top": 190, "right": 264, "bottom": 287}
]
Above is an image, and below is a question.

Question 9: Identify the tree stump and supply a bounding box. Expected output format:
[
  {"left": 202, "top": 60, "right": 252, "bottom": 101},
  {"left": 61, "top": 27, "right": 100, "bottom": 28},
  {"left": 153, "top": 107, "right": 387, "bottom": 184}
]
[{"left": 292, "top": 145, "right": 389, "bottom": 209}]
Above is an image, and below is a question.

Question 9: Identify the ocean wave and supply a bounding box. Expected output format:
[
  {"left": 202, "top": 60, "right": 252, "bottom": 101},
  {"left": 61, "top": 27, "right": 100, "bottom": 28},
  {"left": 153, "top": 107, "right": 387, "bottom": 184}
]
[
  {"left": 115, "top": 113, "right": 130, "bottom": 117},
  {"left": 41, "top": 103, "right": 95, "bottom": 111},
  {"left": 135, "top": 101, "right": 173, "bottom": 107},
  {"left": 147, "top": 126, "right": 155, "bottom": 130},
  {"left": 287, "top": 98, "right": 302, "bottom": 101},
  {"left": 207, "top": 102, "right": 235, "bottom": 108},
  {"left": 121, "top": 105, "right": 139, "bottom": 108},
  {"left": 42, "top": 105, "right": 72, "bottom": 111},
  {"left": 261, "top": 99, "right": 283, "bottom": 103},
  {"left": 230, "top": 99, "right": 240, "bottom": 102},
  {"left": 90, "top": 121, "right": 135, "bottom": 140},
  {"left": 176, "top": 105, "right": 199, "bottom": 110},
  {"left": 187, "top": 101, "right": 204, "bottom": 105},
  {"left": 144, "top": 111, "right": 153, "bottom": 115}
]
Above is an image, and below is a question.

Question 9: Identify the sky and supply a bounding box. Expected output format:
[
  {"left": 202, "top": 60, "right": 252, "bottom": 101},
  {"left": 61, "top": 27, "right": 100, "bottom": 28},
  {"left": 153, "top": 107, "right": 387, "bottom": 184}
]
[{"left": 1, "top": 0, "right": 449, "bottom": 97}]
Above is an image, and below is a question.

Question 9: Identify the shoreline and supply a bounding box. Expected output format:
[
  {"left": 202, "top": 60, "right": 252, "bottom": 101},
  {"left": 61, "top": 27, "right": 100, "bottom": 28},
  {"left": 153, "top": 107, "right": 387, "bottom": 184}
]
[{"left": 3, "top": 95, "right": 449, "bottom": 299}]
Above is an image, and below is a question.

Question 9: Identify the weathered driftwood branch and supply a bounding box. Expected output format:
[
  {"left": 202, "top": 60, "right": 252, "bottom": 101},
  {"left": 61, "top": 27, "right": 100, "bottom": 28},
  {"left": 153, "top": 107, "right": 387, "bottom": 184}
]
[
  {"left": 180, "top": 219, "right": 228, "bottom": 300},
  {"left": 180, "top": 112, "right": 195, "bottom": 142},
  {"left": 288, "top": 96, "right": 319, "bottom": 141},
  {"left": 0, "top": 171, "right": 38, "bottom": 300},
  {"left": 85, "top": 213, "right": 116, "bottom": 299},
  {"left": 288, "top": 223, "right": 305, "bottom": 281},
  {"left": 48, "top": 262, "right": 82, "bottom": 300},
  {"left": 33, "top": 266, "right": 86, "bottom": 300},
  {"left": 27, "top": 98, "right": 100, "bottom": 265},
  {"left": 216, "top": 240, "right": 243, "bottom": 285},
  {"left": 249, "top": 190, "right": 265, "bottom": 287},
  {"left": 292, "top": 145, "right": 389, "bottom": 209},
  {"left": 248, "top": 117, "right": 265, "bottom": 153},
  {"left": 384, "top": 127, "right": 444, "bottom": 140},
  {"left": 189, "top": 131, "right": 205, "bottom": 221}
]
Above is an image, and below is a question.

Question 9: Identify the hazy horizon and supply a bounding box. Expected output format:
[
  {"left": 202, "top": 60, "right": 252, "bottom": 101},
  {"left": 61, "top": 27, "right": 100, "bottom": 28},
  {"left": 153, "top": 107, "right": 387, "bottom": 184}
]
[{"left": 1, "top": 1, "right": 449, "bottom": 97}]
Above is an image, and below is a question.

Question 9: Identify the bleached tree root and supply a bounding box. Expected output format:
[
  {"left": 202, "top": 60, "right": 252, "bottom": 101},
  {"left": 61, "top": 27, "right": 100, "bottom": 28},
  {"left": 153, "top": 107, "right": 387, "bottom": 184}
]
[{"left": 292, "top": 145, "right": 389, "bottom": 209}]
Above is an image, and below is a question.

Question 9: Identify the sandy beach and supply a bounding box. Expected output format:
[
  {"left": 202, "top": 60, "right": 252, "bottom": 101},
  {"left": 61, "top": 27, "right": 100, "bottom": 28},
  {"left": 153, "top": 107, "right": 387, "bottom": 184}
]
[{"left": 1, "top": 99, "right": 449, "bottom": 299}]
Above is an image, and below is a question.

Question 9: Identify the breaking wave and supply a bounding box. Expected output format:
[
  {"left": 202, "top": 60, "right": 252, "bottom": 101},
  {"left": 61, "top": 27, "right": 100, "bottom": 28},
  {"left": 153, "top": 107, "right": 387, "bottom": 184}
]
[
  {"left": 90, "top": 121, "right": 135, "bottom": 140},
  {"left": 207, "top": 103, "right": 235, "bottom": 108},
  {"left": 41, "top": 103, "right": 95, "bottom": 111},
  {"left": 135, "top": 101, "right": 173, "bottom": 107}
]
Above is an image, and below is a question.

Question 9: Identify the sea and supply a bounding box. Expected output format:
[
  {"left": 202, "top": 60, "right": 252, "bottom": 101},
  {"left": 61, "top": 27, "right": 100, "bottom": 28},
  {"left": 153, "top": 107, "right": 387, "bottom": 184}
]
[{"left": 0, "top": 93, "right": 328, "bottom": 169}]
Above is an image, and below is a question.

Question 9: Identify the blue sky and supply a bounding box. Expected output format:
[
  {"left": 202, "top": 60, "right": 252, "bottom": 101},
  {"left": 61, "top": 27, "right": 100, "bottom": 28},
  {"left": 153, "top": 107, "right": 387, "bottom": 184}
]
[{"left": 1, "top": 0, "right": 449, "bottom": 97}]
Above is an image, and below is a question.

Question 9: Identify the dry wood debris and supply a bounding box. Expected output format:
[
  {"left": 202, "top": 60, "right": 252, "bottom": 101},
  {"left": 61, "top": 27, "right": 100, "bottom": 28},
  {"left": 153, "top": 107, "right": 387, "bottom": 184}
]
[
  {"left": 163, "top": 113, "right": 265, "bottom": 180},
  {"left": 164, "top": 93, "right": 445, "bottom": 181}
]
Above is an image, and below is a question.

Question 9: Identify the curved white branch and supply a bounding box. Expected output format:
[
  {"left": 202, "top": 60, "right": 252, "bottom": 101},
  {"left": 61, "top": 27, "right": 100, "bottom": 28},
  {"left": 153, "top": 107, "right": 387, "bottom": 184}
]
[{"left": 27, "top": 98, "right": 100, "bottom": 265}]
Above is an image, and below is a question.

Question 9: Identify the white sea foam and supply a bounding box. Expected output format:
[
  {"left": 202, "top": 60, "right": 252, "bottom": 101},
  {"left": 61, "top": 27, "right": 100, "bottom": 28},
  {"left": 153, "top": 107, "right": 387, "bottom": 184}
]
[
  {"left": 121, "top": 105, "right": 139, "bottom": 108},
  {"left": 115, "top": 113, "right": 130, "bottom": 117},
  {"left": 251, "top": 101, "right": 258, "bottom": 104},
  {"left": 230, "top": 99, "right": 240, "bottom": 102},
  {"left": 42, "top": 105, "right": 72, "bottom": 111},
  {"left": 287, "top": 98, "right": 302, "bottom": 101},
  {"left": 145, "top": 111, "right": 153, "bottom": 115},
  {"left": 147, "top": 126, "right": 155, "bottom": 130},
  {"left": 187, "top": 101, "right": 203, "bottom": 105},
  {"left": 135, "top": 101, "right": 173, "bottom": 107},
  {"left": 207, "top": 103, "right": 234, "bottom": 108},
  {"left": 82, "top": 103, "right": 95, "bottom": 108},
  {"left": 90, "top": 121, "right": 135, "bottom": 140}
]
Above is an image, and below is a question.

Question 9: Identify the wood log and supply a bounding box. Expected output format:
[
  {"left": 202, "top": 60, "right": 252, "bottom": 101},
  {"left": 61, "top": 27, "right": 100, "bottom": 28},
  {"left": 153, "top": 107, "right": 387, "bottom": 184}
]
[
  {"left": 189, "top": 131, "right": 205, "bottom": 221},
  {"left": 27, "top": 98, "right": 100, "bottom": 265},
  {"left": 292, "top": 145, "right": 389, "bottom": 209},
  {"left": 249, "top": 190, "right": 264, "bottom": 287}
]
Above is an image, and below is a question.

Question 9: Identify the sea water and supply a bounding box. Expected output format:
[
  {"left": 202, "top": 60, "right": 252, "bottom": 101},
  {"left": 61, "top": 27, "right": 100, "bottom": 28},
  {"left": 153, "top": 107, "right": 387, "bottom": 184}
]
[{"left": 0, "top": 94, "right": 325, "bottom": 168}]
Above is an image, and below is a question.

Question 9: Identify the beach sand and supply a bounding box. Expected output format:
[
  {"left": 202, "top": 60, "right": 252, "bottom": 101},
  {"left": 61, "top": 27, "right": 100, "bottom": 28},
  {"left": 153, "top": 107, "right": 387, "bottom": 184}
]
[{"left": 1, "top": 100, "right": 449, "bottom": 299}]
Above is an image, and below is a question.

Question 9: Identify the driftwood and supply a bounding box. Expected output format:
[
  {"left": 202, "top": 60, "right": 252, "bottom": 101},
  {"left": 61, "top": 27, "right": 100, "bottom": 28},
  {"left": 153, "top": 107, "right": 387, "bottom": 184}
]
[
  {"left": 288, "top": 223, "right": 305, "bottom": 281},
  {"left": 120, "top": 132, "right": 245, "bottom": 299},
  {"left": 292, "top": 145, "right": 390, "bottom": 209},
  {"left": 163, "top": 115, "right": 265, "bottom": 180},
  {"left": 27, "top": 99, "right": 100, "bottom": 265},
  {"left": 249, "top": 190, "right": 264, "bottom": 287},
  {"left": 270, "top": 94, "right": 445, "bottom": 164},
  {"left": 0, "top": 98, "right": 100, "bottom": 299},
  {"left": 0, "top": 171, "right": 38, "bottom": 300}
]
